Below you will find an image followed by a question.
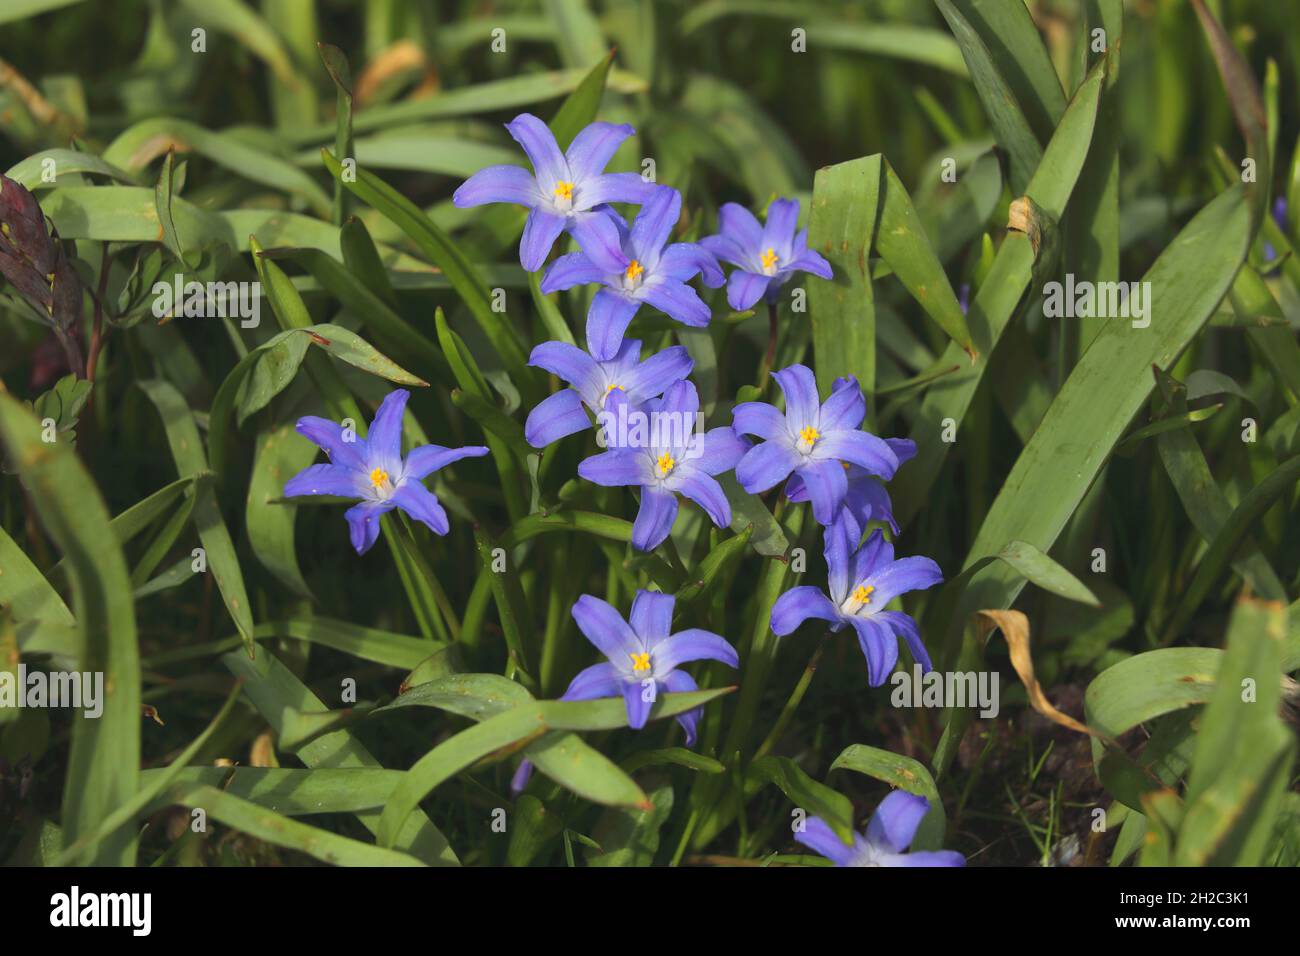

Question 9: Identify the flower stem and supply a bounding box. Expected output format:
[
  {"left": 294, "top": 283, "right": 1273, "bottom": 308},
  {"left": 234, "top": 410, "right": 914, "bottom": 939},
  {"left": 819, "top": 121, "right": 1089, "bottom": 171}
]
[
  {"left": 759, "top": 299, "right": 779, "bottom": 389},
  {"left": 754, "top": 634, "right": 828, "bottom": 760}
]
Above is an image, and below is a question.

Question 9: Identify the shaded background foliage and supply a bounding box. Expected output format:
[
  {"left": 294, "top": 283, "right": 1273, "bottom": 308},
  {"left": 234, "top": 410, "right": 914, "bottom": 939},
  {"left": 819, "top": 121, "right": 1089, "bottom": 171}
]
[{"left": 1, "top": 0, "right": 1298, "bottom": 867}]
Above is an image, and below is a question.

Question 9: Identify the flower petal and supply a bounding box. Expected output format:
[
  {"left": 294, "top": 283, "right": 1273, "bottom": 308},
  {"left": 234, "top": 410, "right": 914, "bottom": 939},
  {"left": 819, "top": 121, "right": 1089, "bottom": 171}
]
[
  {"left": 586, "top": 288, "right": 641, "bottom": 361},
  {"left": 565, "top": 120, "right": 635, "bottom": 180},
  {"left": 818, "top": 376, "right": 866, "bottom": 432},
  {"left": 509, "top": 760, "right": 535, "bottom": 795},
  {"left": 692, "top": 425, "right": 749, "bottom": 475},
  {"left": 668, "top": 471, "right": 730, "bottom": 528},
  {"left": 404, "top": 443, "right": 489, "bottom": 480},
  {"left": 619, "top": 345, "right": 693, "bottom": 404},
  {"left": 578, "top": 448, "right": 652, "bottom": 487},
  {"left": 629, "top": 186, "right": 680, "bottom": 261},
  {"left": 787, "top": 246, "right": 833, "bottom": 280},
  {"left": 630, "top": 589, "right": 675, "bottom": 645},
  {"left": 525, "top": 388, "right": 591, "bottom": 448},
  {"left": 571, "top": 594, "right": 640, "bottom": 662},
  {"left": 876, "top": 610, "right": 932, "bottom": 672},
  {"left": 770, "top": 586, "right": 840, "bottom": 636},
  {"left": 367, "top": 389, "right": 409, "bottom": 472},
  {"left": 812, "top": 429, "right": 900, "bottom": 479},
  {"left": 640, "top": 277, "right": 711, "bottom": 327},
  {"left": 716, "top": 202, "right": 764, "bottom": 255},
  {"left": 284, "top": 462, "right": 364, "bottom": 499},
  {"left": 561, "top": 661, "right": 624, "bottom": 701},
  {"left": 793, "top": 817, "right": 858, "bottom": 866},
  {"left": 528, "top": 340, "right": 601, "bottom": 397},
  {"left": 890, "top": 850, "right": 966, "bottom": 867},
  {"left": 823, "top": 509, "right": 858, "bottom": 604},
  {"left": 772, "top": 364, "right": 820, "bottom": 432},
  {"left": 452, "top": 164, "right": 539, "bottom": 208},
  {"left": 631, "top": 485, "right": 679, "bottom": 551},
  {"left": 862, "top": 555, "right": 944, "bottom": 608},
  {"left": 623, "top": 679, "right": 654, "bottom": 729},
  {"left": 576, "top": 172, "right": 658, "bottom": 209},
  {"left": 344, "top": 500, "right": 395, "bottom": 555},
  {"left": 391, "top": 480, "right": 450, "bottom": 536},
  {"left": 761, "top": 198, "right": 800, "bottom": 258},
  {"left": 794, "top": 457, "right": 849, "bottom": 525},
  {"left": 661, "top": 670, "right": 702, "bottom": 746},
  {"left": 726, "top": 269, "right": 773, "bottom": 310},
  {"left": 540, "top": 251, "right": 604, "bottom": 293},
  {"left": 866, "top": 790, "right": 931, "bottom": 854},
  {"left": 658, "top": 243, "right": 724, "bottom": 287},
  {"left": 848, "top": 614, "right": 899, "bottom": 686},
  {"left": 568, "top": 208, "right": 628, "bottom": 274},
  {"left": 654, "top": 628, "right": 739, "bottom": 671},
  {"left": 735, "top": 439, "right": 800, "bottom": 493},
  {"left": 732, "top": 401, "right": 789, "bottom": 442},
  {"left": 846, "top": 473, "right": 899, "bottom": 534},
  {"left": 504, "top": 113, "right": 568, "bottom": 186},
  {"left": 849, "top": 528, "right": 893, "bottom": 587},
  {"left": 886, "top": 437, "right": 918, "bottom": 467},
  {"left": 519, "top": 208, "right": 568, "bottom": 272},
  {"left": 296, "top": 415, "right": 367, "bottom": 471}
]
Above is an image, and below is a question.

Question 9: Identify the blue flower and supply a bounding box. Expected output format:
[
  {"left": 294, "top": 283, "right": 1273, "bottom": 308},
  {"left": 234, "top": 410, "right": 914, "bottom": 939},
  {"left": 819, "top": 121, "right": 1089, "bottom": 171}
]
[
  {"left": 452, "top": 113, "right": 657, "bottom": 271},
  {"left": 283, "top": 389, "right": 488, "bottom": 555},
  {"left": 784, "top": 438, "right": 916, "bottom": 535},
  {"left": 795, "top": 791, "right": 965, "bottom": 867},
  {"left": 578, "top": 380, "right": 749, "bottom": 551},
  {"left": 700, "top": 198, "right": 832, "bottom": 310},
  {"left": 541, "top": 187, "right": 723, "bottom": 360},
  {"left": 771, "top": 511, "right": 942, "bottom": 686},
  {"left": 733, "top": 366, "right": 903, "bottom": 525},
  {"left": 524, "top": 337, "right": 694, "bottom": 449},
  {"left": 511, "top": 589, "right": 739, "bottom": 795}
]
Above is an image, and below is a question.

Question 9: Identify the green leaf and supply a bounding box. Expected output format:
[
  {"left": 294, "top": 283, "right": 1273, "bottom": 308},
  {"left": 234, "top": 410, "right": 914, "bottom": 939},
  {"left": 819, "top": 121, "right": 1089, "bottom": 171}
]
[
  {"left": 895, "top": 56, "right": 1107, "bottom": 525},
  {"left": 137, "top": 379, "right": 256, "bottom": 654},
  {"left": 1175, "top": 598, "right": 1295, "bottom": 865},
  {"left": 750, "top": 755, "right": 855, "bottom": 843},
  {"left": 951, "top": 183, "right": 1252, "bottom": 638},
  {"left": 0, "top": 393, "right": 140, "bottom": 866},
  {"left": 830, "top": 744, "right": 946, "bottom": 851},
  {"left": 587, "top": 782, "right": 674, "bottom": 867},
  {"left": 246, "top": 423, "right": 315, "bottom": 599},
  {"left": 222, "top": 647, "right": 459, "bottom": 864},
  {"left": 808, "top": 155, "right": 879, "bottom": 400},
  {"left": 322, "top": 150, "right": 531, "bottom": 378}
]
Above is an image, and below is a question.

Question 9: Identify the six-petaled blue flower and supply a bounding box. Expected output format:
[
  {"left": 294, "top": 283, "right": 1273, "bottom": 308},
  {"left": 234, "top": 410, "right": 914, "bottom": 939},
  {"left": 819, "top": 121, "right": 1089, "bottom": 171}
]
[
  {"left": 542, "top": 187, "right": 724, "bottom": 360},
  {"left": 795, "top": 791, "right": 965, "bottom": 867},
  {"left": 511, "top": 589, "right": 738, "bottom": 795},
  {"left": 578, "top": 379, "right": 749, "bottom": 551},
  {"left": 525, "top": 337, "right": 694, "bottom": 449},
  {"left": 283, "top": 389, "right": 488, "bottom": 555},
  {"left": 733, "top": 366, "right": 904, "bottom": 526},
  {"left": 452, "top": 113, "right": 656, "bottom": 272},
  {"left": 700, "top": 198, "right": 832, "bottom": 310},
  {"left": 771, "top": 510, "right": 943, "bottom": 685}
]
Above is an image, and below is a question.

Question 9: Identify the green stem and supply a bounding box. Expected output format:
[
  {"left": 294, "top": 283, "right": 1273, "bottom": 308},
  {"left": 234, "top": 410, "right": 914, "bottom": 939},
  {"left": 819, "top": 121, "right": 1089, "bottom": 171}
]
[{"left": 754, "top": 634, "right": 828, "bottom": 760}]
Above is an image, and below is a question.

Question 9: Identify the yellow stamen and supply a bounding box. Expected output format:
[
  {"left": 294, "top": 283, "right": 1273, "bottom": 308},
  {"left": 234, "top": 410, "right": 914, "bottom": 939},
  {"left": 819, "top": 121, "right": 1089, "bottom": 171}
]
[
  {"left": 605, "top": 383, "right": 624, "bottom": 395},
  {"left": 369, "top": 467, "right": 390, "bottom": 489},
  {"left": 799, "top": 425, "right": 819, "bottom": 446},
  {"left": 761, "top": 247, "right": 779, "bottom": 272},
  {"left": 630, "top": 651, "right": 651, "bottom": 673},
  {"left": 655, "top": 452, "right": 676, "bottom": 477},
  {"left": 625, "top": 259, "right": 644, "bottom": 281},
  {"left": 553, "top": 181, "right": 574, "bottom": 200},
  {"left": 853, "top": 584, "right": 875, "bottom": 605}
]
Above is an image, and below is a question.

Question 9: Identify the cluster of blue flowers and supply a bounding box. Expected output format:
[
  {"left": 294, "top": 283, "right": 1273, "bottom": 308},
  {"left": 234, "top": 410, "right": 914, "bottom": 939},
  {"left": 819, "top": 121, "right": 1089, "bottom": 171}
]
[{"left": 278, "top": 114, "right": 961, "bottom": 865}]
